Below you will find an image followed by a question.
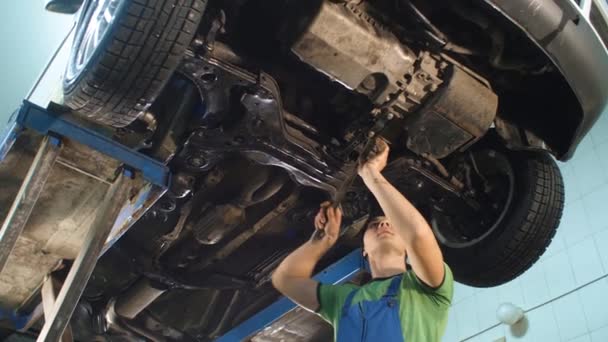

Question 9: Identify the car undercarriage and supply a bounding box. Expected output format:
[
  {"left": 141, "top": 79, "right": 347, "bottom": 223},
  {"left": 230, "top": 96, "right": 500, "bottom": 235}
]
[{"left": 3, "top": 0, "right": 607, "bottom": 340}]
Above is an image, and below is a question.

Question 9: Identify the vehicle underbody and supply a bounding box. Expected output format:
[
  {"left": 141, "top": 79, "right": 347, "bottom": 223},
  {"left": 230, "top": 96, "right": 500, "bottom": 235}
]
[{"left": 3, "top": 0, "right": 601, "bottom": 340}]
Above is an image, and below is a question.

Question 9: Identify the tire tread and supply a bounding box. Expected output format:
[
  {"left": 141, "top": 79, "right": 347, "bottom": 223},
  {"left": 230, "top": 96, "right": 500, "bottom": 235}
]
[
  {"left": 449, "top": 151, "right": 565, "bottom": 287},
  {"left": 64, "top": 0, "right": 206, "bottom": 127}
]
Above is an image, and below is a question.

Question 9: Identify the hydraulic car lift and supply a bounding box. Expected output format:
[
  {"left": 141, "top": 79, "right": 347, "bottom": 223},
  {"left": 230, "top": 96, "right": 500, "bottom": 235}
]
[
  {"left": 0, "top": 101, "right": 364, "bottom": 341},
  {"left": 0, "top": 101, "right": 170, "bottom": 341}
]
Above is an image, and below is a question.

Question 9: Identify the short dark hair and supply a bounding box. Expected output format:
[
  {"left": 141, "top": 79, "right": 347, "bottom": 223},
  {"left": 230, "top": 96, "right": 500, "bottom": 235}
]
[
  {"left": 362, "top": 200, "right": 384, "bottom": 234},
  {"left": 361, "top": 200, "right": 385, "bottom": 248}
]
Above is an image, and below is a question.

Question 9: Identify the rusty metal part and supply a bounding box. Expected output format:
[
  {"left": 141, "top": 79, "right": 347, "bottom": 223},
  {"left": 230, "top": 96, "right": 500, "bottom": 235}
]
[
  {"left": 114, "top": 278, "right": 167, "bottom": 320},
  {"left": 169, "top": 173, "right": 195, "bottom": 199},
  {"left": 41, "top": 274, "right": 73, "bottom": 342},
  {"left": 291, "top": 1, "right": 416, "bottom": 105},
  {"left": 439, "top": 53, "right": 491, "bottom": 89},
  {"left": 192, "top": 205, "right": 245, "bottom": 245},
  {"left": 284, "top": 111, "right": 320, "bottom": 136},
  {"left": 208, "top": 290, "right": 242, "bottom": 338},
  {"left": 105, "top": 300, "right": 166, "bottom": 342},
  {"left": 194, "top": 190, "right": 300, "bottom": 270},
  {"left": 157, "top": 201, "right": 194, "bottom": 257},
  {"left": 405, "top": 66, "right": 498, "bottom": 158},
  {"left": 191, "top": 170, "right": 287, "bottom": 245},
  {"left": 249, "top": 306, "right": 333, "bottom": 342},
  {"left": 289, "top": 1, "right": 444, "bottom": 118},
  {"left": 494, "top": 116, "right": 552, "bottom": 153},
  {"left": 151, "top": 83, "right": 200, "bottom": 163},
  {"left": 401, "top": 52, "right": 444, "bottom": 109},
  {"left": 0, "top": 136, "right": 61, "bottom": 274},
  {"left": 141, "top": 112, "right": 158, "bottom": 133},
  {"left": 382, "top": 157, "right": 479, "bottom": 215},
  {"left": 178, "top": 53, "right": 348, "bottom": 194},
  {"left": 422, "top": 153, "right": 465, "bottom": 190},
  {"left": 37, "top": 170, "right": 132, "bottom": 342},
  {"left": 120, "top": 319, "right": 166, "bottom": 342}
]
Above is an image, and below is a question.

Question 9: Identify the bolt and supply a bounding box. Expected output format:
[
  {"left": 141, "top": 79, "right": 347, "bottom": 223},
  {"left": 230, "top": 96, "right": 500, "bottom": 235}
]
[
  {"left": 361, "top": 75, "right": 377, "bottom": 91},
  {"left": 187, "top": 155, "right": 206, "bottom": 168},
  {"left": 253, "top": 118, "right": 264, "bottom": 128},
  {"left": 192, "top": 38, "right": 204, "bottom": 47},
  {"left": 200, "top": 73, "right": 217, "bottom": 84},
  {"left": 159, "top": 198, "right": 176, "bottom": 213},
  {"left": 386, "top": 113, "right": 394, "bottom": 120}
]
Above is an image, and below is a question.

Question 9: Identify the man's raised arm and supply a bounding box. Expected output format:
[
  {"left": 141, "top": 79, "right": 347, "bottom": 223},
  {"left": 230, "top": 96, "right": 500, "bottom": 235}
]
[
  {"left": 359, "top": 139, "right": 445, "bottom": 287},
  {"left": 271, "top": 202, "right": 342, "bottom": 311}
]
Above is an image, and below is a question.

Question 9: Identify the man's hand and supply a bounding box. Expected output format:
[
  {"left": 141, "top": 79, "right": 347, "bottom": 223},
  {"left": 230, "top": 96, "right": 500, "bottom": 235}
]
[
  {"left": 312, "top": 201, "right": 342, "bottom": 249},
  {"left": 271, "top": 201, "right": 342, "bottom": 312},
  {"left": 358, "top": 138, "right": 389, "bottom": 179}
]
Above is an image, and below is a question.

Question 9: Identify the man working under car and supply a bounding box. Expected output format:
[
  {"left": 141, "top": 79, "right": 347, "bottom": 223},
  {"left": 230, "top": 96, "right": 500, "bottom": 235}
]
[{"left": 272, "top": 139, "right": 453, "bottom": 342}]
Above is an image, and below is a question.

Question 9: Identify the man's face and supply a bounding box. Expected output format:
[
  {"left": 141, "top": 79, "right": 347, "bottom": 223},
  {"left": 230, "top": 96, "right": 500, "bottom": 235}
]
[{"left": 363, "top": 216, "right": 407, "bottom": 257}]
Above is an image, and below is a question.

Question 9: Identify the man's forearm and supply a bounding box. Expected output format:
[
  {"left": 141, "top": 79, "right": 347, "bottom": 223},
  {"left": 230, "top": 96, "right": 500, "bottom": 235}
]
[
  {"left": 271, "top": 204, "right": 341, "bottom": 311},
  {"left": 273, "top": 240, "right": 328, "bottom": 282},
  {"left": 361, "top": 168, "right": 431, "bottom": 242}
]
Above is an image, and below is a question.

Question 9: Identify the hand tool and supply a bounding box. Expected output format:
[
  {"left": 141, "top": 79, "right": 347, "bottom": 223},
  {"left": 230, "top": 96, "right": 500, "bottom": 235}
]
[{"left": 314, "top": 136, "right": 388, "bottom": 240}]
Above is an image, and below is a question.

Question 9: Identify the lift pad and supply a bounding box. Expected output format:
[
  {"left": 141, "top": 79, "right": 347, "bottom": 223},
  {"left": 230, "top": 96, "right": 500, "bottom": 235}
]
[{"left": 0, "top": 100, "right": 169, "bottom": 187}]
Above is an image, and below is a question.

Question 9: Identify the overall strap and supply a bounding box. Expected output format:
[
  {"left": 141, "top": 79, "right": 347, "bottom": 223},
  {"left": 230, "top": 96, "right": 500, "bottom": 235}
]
[
  {"left": 384, "top": 275, "right": 402, "bottom": 298},
  {"left": 341, "top": 289, "right": 359, "bottom": 316}
]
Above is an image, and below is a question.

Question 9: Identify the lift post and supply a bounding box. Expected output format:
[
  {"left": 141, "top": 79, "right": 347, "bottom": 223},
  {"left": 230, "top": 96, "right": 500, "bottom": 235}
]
[
  {"left": 0, "top": 135, "right": 61, "bottom": 273},
  {"left": 36, "top": 169, "right": 133, "bottom": 342}
]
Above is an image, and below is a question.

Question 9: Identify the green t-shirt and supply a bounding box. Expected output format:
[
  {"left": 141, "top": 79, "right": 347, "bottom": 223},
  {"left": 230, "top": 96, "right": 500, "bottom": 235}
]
[{"left": 316, "top": 264, "right": 453, "bottom": 342}]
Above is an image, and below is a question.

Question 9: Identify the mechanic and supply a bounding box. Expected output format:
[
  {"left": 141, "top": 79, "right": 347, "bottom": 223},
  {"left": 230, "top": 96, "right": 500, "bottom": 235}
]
[{"left": 272, "top": 139, "right": 453, "bottom": 342}]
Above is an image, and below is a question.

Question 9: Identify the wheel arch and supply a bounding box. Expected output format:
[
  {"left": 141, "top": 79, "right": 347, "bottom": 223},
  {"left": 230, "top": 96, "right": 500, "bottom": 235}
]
[{"left": 479, "top": 0, "right": 608, "bottom": 160}]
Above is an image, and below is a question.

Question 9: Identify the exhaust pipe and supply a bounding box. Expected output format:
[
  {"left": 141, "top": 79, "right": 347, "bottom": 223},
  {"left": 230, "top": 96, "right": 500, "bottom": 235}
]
[{"left": 114, "top": 278, "right": 166, "bottom": 320}]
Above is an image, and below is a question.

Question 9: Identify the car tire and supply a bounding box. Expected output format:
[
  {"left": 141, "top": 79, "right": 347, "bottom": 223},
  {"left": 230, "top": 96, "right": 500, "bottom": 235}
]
[
  {"left": 63, "top": 0, "right": 207, "bottom": 127},
  {"left": 439, "top": 150, "right": 564, "bottom": 287}
]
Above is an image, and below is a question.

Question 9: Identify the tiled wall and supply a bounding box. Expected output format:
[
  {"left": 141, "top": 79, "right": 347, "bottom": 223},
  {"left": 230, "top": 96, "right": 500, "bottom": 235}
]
[{"left": 443, "top": 112, "right": 608, "bottom": 342}]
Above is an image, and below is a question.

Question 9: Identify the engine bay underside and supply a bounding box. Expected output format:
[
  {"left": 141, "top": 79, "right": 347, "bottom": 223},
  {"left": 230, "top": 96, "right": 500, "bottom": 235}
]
[
  {"left": 65, "top": 2, "right": 505, "bottom": 339},
  {"left": 1, "top": 0, "right": 583, "bottom": 340}
]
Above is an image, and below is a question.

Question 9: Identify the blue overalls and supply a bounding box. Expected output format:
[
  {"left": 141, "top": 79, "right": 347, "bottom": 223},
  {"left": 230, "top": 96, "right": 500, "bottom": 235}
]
[{"left": 336, "top": 275, "right": 404, "bottom": 342}]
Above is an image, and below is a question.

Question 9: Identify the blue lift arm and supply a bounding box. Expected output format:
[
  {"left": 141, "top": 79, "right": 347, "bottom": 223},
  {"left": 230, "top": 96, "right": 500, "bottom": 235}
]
[{"left": 0, "top": 100, "right": 170, "bottom": 188}]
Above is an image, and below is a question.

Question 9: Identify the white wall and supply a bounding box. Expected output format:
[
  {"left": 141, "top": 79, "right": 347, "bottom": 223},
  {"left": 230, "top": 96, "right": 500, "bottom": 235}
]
[
  {"left": 443, "top": 111, "right": 608, "bottom": 342},
  {"left": 0, "top": 2, "right": 74, "bottom": 125}
]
